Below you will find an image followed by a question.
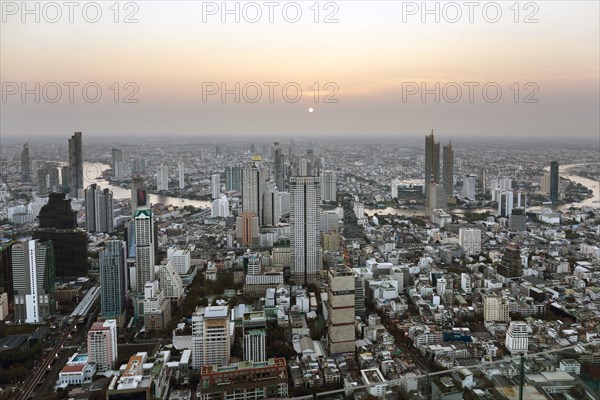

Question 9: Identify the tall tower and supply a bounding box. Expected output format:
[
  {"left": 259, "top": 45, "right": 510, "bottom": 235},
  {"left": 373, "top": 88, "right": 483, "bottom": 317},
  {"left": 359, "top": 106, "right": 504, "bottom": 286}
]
[
  {"left": 442, "top": 141, "right": 453, "bottom": 196},
  {"left": 320, "top": 170, "right": 337, "bottom": 203},
  {"left": 290, "top": 174, "right": 321, "bottom": 285},
  {"left": 134, "top": 208, "right": 155, "bottom": 304},
  {"left": 87, "top": 320, "right": 118, "bottom": 372},
  {"left": 550, "top": 161, "right": 559, "bottom": 202},
  {"left": 156, "top": 164, "right": 169, "bottom": 191},
  {"left": 85, "top": 184, "right": 114, "bottom": 233},
  {"left": 274, "top": 141, "right": 285, "bottom": 191},
  {"left": 21, "top": 143, "right": 30, "bottom": 182},
  {"left": 242, "top": 156, "right": 269, "bottom": 223},
  {"left": 130, "top": 175, "right": 146, "bottom": 216},
  {"left": 327, "top": 267, "right": 355, "bottom": 354},
  {"left": 211, "top": 174, "right": 221, "bottom": 199},
  {"left": 178, "top": 161, "right": 185, "bottom": 189},
  {"left": 225, "top": 164, "right": 243, "bottom": 193},
  {"left": 424, "top": 130, "right": 440, "bottom": 193},
  {"left": 100, "top": 240, "right": 126, "bottom": 320},
  {"left": 12, "top": 239, "right": 55, "bottom": 323},
  {"left": 111, "top": 148, "right": 123, "bottom": 178},
  {"left": 191, "top": 306, "right": 231, "bottom": 369},
  {"left": 68, "top": 132, "right": 83, "bottom": 195}
]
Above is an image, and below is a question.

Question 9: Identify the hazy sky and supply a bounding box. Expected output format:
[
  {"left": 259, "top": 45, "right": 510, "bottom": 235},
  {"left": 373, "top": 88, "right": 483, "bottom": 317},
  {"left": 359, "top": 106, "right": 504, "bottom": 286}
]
[{"left": 1, "top": 1, "right": 599, "bottom": 139}]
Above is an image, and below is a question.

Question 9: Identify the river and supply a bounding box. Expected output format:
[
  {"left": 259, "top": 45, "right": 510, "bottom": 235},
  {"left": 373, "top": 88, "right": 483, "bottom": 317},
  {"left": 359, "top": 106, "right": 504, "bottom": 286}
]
[
  {"left": 364, "top": 163, "right": 599, "bottom": 217},
  {"left": 82, "top": 163, "right": 212, "bottom": 209},
  {"left": 83, "top": 162, "right": 598, "bottom": 214}
]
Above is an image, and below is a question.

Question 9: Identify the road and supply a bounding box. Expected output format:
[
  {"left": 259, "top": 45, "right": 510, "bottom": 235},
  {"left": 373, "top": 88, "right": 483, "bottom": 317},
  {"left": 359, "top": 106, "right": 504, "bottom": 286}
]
[{"left": 14, "top": 318, "right": 79, "bottom": 400}]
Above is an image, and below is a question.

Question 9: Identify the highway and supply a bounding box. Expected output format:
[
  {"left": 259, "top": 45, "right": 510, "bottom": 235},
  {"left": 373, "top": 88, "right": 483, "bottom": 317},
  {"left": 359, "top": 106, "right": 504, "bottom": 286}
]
[{"left": 14, "top": 318, "right": 79, "bottom": 400}]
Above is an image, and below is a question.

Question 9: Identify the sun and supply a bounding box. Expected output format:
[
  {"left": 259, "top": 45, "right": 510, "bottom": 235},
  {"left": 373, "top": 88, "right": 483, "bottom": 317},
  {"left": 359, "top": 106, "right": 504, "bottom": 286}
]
[{"left": 308, "top": 107, "right": 314, "bottom": 113}]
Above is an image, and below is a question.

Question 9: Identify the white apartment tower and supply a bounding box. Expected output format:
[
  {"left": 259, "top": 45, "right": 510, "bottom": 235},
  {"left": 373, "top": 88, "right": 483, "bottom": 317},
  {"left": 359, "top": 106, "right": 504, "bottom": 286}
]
[
  {"left": 156, "top": 164, "right": 169, "bottom": 191},
  {"left": 290, "top": 175, "right": 321, "bottom": 285},
  {"left": 167, "top": 246, "right": 191, "bottom": 274},
  {"left": 87, "top": 319, "right": 118, "bottom": 372},
  {"left": 178, "top": 161, "right": 185, "bottom": 189},
  {"left": 320, "top": 170, "right": 337, "bottom": 203},
  {"left": 505, "top": 321, "right": 529, "bottom": 355},
  {"left": 135, "top": 208, "right": 155, "bottom": 311},
  {"left": 242, "top": 311, "right": 267, "bottom": 363},
  {"left": 459, "top": 228, "right": 482, "bottom": 256}
]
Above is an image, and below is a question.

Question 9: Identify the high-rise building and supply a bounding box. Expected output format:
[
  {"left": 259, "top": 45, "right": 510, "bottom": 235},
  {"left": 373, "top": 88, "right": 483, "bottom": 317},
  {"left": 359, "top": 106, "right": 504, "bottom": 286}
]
[
  {"left": 426, "top": 183, "right": 447, "bottom": 216},
  {"left": 462, "top": 174, "right": 477, "bottom": 200},
  {"left": 178, "top": 161, "right": 185, "bottom": 189},
  {"left": 111, "top": 148, "right": 123, "bottom": 178},
  {"left": 130, "top": 175, "right": 146, "bottom": 216},
  {"left": 505, "top": 321, "right": 529, "bottom": 355},
  {"left": 320, "top": 170, "right": 337, "bottom": 203},
  {"left": 483, "top": 295, "right": 509, "bottom": 322},
  {"left": 274, "top": 141, "right": 285, "bottom": 191},
  {"left": 424, "top": 130, "right": 440, "bottom": 193},
  {"left": 99, "top": 240, "right": 126, "bottom": 320},
  {"left": 459, "top": 228, "right": 481, "bottom": 256},
  {"left": 192, "top": 306, "right": 231, "bottom": 369},
  {"left": 0, "top": 243, "right": 14, "bottom": 304},
  {"left": 243, "top": 311, "right": 266, "bottom": 362},
  {"left": 87, "top": 319, "right": 118, "bottom": 372},
  {"left": 262, "top": 183, "right": 281, "bottom": 226},
  {"left": 143, "top": 280, "right": 171, "bottom": 331},
  {"left": 242, "top": 156, "right": 269, "bottom": 221},
  {"left": 158, "top": 260, "right": 184, "bottom": 301},
  {"left": 37, "top": 166, "right": 59, "bottom": 194},
  {"left": 68, "top": 132, "right": 83, "bottom": 195},
  {"left": 236, "top": 212, "right": 259, "bottom": 247},
  {"left": 460, "top": 273, "right": 472, "bottom": 294},
  {"left": 12, "top": 239, "right": 55, "bottom": 323},
  {"left": 21, "top": 143, "right": 31, "bottom": 182},
  {"left": 442, "top": 141, "right": 453, "bottom": 196},
  {"left": 327, "top": 267, "right": 355, "bottom": 354},
  {"left": 497, "top": 191, "right": 514, "bottom": 217},
  {"left": 135, "top": 208, "right": 155, "bottom": 306},
  {"left": 167, "top": 247, "right": 191, "bottom": 274},
  {"left": 211, "top": 195, "right": 230, "bottom": 218},
  {"left": 156, "top": 164, "right": 169, "bottom": 191},
  {"left": 225, "top": 165, "right": 243, "bottom": 193},
  {"left": 290, "top": 175, "right": 321, "bottom": 285},
  {"left": 33, "top": 193, "right": 88, "bottom": 277},
  {"left": 550, "top": 161, "right": 559, "bottom": 202},
  {"left": 355, "top": 274, "right": 366, "bottom": 319},
  {"left": 211, "top": 173, "right": 221, "bottom": 199},
  {"left": 85, "top": 184, "right": 114, "bottom": 233},
  {"left": 497, "top": 243, "right": 522, "bottom": 278}
]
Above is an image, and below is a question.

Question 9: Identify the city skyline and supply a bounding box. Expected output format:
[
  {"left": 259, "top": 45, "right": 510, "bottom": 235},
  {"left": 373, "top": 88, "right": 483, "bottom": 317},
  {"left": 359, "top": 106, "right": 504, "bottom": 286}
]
[{"left": 1, "top": 1, "right": 598, "bottom": 139}]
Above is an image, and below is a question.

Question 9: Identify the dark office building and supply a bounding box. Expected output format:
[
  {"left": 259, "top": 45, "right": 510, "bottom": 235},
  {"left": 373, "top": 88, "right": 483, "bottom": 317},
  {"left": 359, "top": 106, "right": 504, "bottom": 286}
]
[
  {"left": 0, "top": 242, "right": 14, "bottom": 302},
  {"left": 33, "top": 193, "right": 88, "bottom": 277},
  {"left": 497, "top": 243, "right": 522, "bottom": 279},
  {"left": 68, "top": 131, "right": 84, "bottom": 195},
  {"left": 425, "top": 130, "right": 440, "bottom": 193},
  {"left": 550, "top": 161, "right": 559, "bottom": 202},
  {"left": 21, "top": 143, "right": 31, "bottom": 182}
]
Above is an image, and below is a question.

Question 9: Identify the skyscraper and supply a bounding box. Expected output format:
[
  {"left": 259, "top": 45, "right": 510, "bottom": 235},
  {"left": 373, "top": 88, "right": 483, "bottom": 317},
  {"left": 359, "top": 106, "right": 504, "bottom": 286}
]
[
  {"left": 21, "top": 143, "right": 30, "bottom": 182},
  {"left": 156, "top": 164, "right": 169, "bottom": 191},
  {"left": 442, "top": 141, "right": 453, "bottom": 196},
  {"left": 497, "top": 190, "right": 514, "bottom": 217},
  {"left": 225, "top": 164, "right": 243, "bottom": 193},
  {"left": 243, "top": 311, "right": 267, "bottom": 363},
  {"left": 462, "top": 174, "right": 476, "bottom": 200},
  {"left": 33, "top": 193, "right": 88, "bottom": 277},
  {"left": 178, "top": 161, "right": 185, "bottom": 189},
  {"left": 111, "top": 148, "right": 123, "bottom": 178},
  {"left": 550, "top": 161, "right": 559, "bottom": 202},
  {"left": 290, "top": 175, "right": 321, "bottom": 285},
  {"left": 242, "top": 156, "right": 269, "bottom": 222},
  {"left": 211, "top": 173, "right": 221, "bottom": 199},
  {"left": 320, "top": 170, "right": 337, "bottom": 203},
  {"left": 262, "top": 183, "right": 281, "bottom": 226},
  {"left": 192, "top": 306, "right": 231, "bottom": 369},
  {"left": 424, "top": 130, "right": 440, "bottom": 193},
  {"left": 100, "top": 240, "right": 126, "bottom": 320},
  {"left": 85, "top": 184, "right": 114, "bottom": 233},
  {"left": 68, "top": 132, "right": 83, "bottom": 195},
  {"left": 135, "top": 208, "right": 155, "bottom": 306},
  {"left": 130, "top": 175, "right": 146, "bottom": 216},
  {"left": 274, "top": 141, "right": 285, "bottom": 191},
  {"left": 87, "top": 319, "right": 118, "bottom": 372},
  {"left": 497, "top": 243, "right": 522, "bottom": 278},
  {"left": 37, "top": 166, "right": 59, "bottom": 194},
  {"left": 505, "top": 321, "right": 529, "bottom": 355},
  {"left": 327, "top": 267, "right": 355, "bottom": 354},
  {"left": 12, "top": 239, "right": 55, "bottom": 323}
]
